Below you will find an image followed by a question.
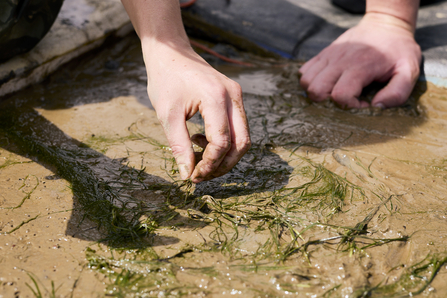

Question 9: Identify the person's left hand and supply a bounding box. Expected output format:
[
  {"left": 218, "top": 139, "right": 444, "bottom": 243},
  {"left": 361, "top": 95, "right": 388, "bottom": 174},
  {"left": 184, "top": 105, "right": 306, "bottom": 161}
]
[{"left": 299, "top": 13, "right": 422, "bottom": 109}]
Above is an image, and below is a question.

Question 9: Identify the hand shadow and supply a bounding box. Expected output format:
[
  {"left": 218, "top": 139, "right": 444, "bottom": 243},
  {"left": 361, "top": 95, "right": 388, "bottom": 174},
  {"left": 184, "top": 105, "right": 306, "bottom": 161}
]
[
  {"left": 0, "top": 33, "right": 293, "bottom": 250},
  {"left": 0, "top": 99, "right": 186, "bottom": 249}
]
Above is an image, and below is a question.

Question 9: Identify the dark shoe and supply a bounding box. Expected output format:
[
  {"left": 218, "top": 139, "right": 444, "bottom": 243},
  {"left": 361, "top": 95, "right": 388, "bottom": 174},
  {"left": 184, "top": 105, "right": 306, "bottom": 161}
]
[
  {"left": 332, "top": 0, "right": 446, "bottom": 15},
  {"left": 0, "top": 0, "right": 64, "bottom": 62},
  {"left": 331, "top": 0, "right": 366, "bottom": 14}
]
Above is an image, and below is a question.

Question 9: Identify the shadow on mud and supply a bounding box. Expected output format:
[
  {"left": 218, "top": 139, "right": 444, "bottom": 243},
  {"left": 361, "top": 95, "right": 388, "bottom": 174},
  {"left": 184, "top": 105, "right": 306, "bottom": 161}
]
[
  {"left": 0, "top": 85, "right": 292, "bottom": 250},
  {"left": 0, "top": 99, "right": 290, "bottom": 248},
  {"left": 0, "top": 33, "right": 429, "bottom": 250}
]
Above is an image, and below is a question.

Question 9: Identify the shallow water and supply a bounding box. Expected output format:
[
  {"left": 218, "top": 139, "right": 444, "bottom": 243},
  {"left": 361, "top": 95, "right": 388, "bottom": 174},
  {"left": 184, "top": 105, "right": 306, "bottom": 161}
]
[{"left": 1, "top": 33, "right": 447, "bottom": 297}]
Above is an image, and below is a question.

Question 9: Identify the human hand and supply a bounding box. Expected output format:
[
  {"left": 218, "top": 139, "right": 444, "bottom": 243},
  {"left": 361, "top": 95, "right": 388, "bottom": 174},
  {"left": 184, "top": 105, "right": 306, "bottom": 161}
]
[
  {"left": 299, "top": 12, "right": 421, "bottom": 109},
  {"left": 142, "top": 39, "right": 251, "bottom": 183}
]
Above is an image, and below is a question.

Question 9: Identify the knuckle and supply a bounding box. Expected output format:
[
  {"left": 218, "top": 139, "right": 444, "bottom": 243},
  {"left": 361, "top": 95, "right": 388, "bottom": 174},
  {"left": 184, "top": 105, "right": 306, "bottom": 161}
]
[
  {"left": 237, "top": 136, "right": 251, "bottom": 153},
  {"left": 214, "top": 139, "right": 232, "bottom": 152},
  {"left": 229, "top": 81, "right": 242, "bottom": 95},
  {"left": 170, "top": 144, "right": 186, "bottom": 157},
  {"left": 211, "top": 84, "right": 228, "bottom": 99}
]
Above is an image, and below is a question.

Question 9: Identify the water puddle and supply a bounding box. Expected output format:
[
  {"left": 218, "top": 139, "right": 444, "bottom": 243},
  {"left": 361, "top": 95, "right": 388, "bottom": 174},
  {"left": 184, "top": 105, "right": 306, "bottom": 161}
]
[{"left": 1, "top": 33, "right": 447, "bottom": 297}]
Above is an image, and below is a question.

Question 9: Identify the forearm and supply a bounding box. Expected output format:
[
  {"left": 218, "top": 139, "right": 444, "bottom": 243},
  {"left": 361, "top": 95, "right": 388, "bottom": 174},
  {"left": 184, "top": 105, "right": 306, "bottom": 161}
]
[
  {"left": 366, "top": 0, "right": 420, "bottom": 33},
  {"left": 121, "top": 0, "right": 190, "bottom": 47}
]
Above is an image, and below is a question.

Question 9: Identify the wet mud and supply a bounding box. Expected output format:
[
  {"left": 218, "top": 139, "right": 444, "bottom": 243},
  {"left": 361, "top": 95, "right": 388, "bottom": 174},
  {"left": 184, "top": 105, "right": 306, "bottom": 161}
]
[{"left": 1, "top": 33, "right": 447, "bottom": 297}]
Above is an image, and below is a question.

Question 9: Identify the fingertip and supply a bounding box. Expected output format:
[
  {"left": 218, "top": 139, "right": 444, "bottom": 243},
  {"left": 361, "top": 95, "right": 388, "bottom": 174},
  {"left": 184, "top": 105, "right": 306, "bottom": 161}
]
[
  {"left": 190, "top": 166, "right": 205, "bottom": 183},
  {"left": 331, "top": 94, "right": 363, "bottom": 109},
  {"left": 359, "top": 100, "right": 370, "bottom": 109},
  {"left": 169, "top": 142, "right": 195, "bottom": 181},
  {"left": 158, "top": 110, "right": 197, "bottom": 181},
  {"left": 299, "top": 57, "right": 328, "bottom": 91},
  {"left": 178, "top": 163, "right": 192, "bottom": 180},
  {"left": 330, "top": 94, "right": 356, "bottom": 109},
  {"left": 191, "top": 177, "right": 203, "bottom": 184},
  {"left": 299, "top": 76, "right": 310, "bottom": 90},
  {"left": 168, "top": 142, "right": 195, "bottom": 181},
  {"left": 306, "top": 80, "right": 334, "bottom": 102},
  {"left": 174, "top": 147, "right": 195, "bottom": 180}
]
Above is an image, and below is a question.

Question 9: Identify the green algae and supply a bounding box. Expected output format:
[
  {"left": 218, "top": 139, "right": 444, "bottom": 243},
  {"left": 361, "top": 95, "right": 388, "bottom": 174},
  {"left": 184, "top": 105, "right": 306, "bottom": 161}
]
[
  {"left": 1, "top": 93, "right": 444, "bottom": 298},
  {"left": 1, "top": 124, "right": 428, "bottom": 296},
  {"left": 0, "top": 158, "right": 33, "bottom": 170},
  {"left": 0, "top": 174, "right": 39, "bottom": 210},
  {"left": 84, "top": 123, "right": 169, "bottom": 154},
  {"left": 0, "top": 112, "right": 170, "bottom": 248},
  {"left": 351, "top": 253, "right": 447, "bottom": 298},
  {"left": 25, "top": 272, "right": 61, "bottom": 298},
  {"left": 1, "top": 34, "right": 446, "bottom": 298},
  {"left": 71, "top": 144, "right": 412, "bottom": 296},
  {"left": 6, "top": 213, "right": 40, "bottom": 234},
  {"left": 86, "top": 248, "right": 202, "bottom": 297}
]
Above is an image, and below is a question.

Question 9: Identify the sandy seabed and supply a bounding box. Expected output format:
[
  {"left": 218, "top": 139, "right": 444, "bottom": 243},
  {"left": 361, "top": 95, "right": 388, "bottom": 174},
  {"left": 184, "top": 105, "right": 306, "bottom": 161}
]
[{"left": 1, "top": 34, "right": 447, "bottom": 297}]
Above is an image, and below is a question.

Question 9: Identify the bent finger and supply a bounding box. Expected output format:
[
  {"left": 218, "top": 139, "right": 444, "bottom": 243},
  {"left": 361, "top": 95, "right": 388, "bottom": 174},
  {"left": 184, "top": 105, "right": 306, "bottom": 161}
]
[
  {"left": 331, "top": 69, "right": 373, "bottom": 109},
  {"left": 371, "top": 68, "right": 417, "bottom": 108}
]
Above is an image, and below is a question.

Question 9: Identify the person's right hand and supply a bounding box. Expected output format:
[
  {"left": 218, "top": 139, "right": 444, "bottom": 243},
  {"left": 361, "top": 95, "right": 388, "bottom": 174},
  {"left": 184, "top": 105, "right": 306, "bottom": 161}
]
[{"left": 142, "top": 38, "right": 251, "bottom": 183}]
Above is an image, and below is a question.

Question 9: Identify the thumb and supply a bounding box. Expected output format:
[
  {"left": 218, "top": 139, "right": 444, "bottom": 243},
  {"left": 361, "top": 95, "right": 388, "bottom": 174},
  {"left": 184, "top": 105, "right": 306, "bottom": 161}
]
[{"left": 160, "top": 114, "right": 195, "bottom": 180}]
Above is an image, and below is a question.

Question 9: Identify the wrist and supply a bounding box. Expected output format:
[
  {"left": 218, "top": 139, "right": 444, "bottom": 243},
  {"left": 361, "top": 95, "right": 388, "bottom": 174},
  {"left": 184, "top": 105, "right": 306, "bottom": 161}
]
[
  {"left": 141, "top": 35, "right": 192, "bottom": 63},
  {"left": 361, "top": 12, "right": 416, "bottom": 35},
  {"left": 366, "top": 0, "right": 419, "bottom": 33}
]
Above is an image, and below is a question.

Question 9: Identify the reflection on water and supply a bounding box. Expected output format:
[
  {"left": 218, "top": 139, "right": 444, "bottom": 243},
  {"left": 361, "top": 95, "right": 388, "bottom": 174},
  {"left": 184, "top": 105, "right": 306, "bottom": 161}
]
[{"left": 1, "top": 33, "right": 447, "bottom": 297}]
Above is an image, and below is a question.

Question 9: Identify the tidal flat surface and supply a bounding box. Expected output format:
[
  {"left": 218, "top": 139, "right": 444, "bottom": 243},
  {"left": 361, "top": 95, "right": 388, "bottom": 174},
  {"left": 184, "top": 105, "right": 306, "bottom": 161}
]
[{"left": 1, "top": 34, "right": 447, "bottom": 297}]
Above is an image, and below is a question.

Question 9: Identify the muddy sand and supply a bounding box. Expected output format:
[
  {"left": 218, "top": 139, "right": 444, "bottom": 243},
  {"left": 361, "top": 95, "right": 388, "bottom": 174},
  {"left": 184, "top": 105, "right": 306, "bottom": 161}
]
[{"left": 1, "top": 34, "right": 447, "bottom": 297}]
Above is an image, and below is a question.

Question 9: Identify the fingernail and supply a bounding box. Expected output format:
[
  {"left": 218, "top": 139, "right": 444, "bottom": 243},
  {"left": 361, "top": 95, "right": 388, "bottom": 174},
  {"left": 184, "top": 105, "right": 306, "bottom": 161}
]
[
  {"left": 178, "top": 164, "right": 189, "bottom": 180},
  {"left": 374, "top": 103, "right": 386, "bottom": 110}
]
